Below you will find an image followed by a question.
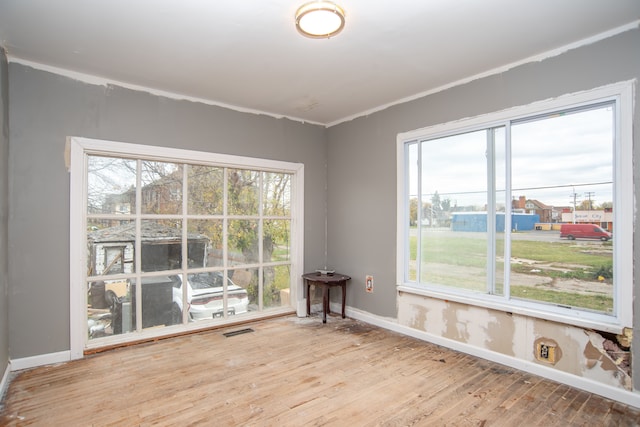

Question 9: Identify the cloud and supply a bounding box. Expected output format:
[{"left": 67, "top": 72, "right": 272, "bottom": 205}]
[{"left": 412, "top": 103, "right": 614, "bottom": 209}]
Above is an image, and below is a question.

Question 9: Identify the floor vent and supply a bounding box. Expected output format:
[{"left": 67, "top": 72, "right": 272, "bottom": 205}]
[{"left": 223, "top": 328, "right": 255, "bottom": 337}]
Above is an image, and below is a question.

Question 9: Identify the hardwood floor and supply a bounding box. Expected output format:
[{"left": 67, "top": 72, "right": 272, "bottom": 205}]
[{"left": 2, "top": 315, "right": 639, "bottom": 426}]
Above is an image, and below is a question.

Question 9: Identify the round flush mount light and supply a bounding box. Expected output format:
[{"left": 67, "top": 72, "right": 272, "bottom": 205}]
[{"left": 295, "top": 1, "right": 346, "bottom": 39}]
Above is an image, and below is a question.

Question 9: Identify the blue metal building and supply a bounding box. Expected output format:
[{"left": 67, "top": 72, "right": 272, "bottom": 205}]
[{"left": 451, "top": 212, "right": 540, "bottom": 232}]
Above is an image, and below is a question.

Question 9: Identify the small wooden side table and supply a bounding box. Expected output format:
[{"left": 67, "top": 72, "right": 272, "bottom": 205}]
[{"left": 302, "top": 272, "right": 351, "bottom": 323}]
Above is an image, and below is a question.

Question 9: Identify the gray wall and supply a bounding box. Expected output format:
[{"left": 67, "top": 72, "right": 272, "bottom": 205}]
[
  {"left": 326, "top": 28, "right": 640, "bottom": 389},
  {"left": 0, "top": 49, "right": 9, "bottom": 378},
  {"left": 7, "top": 65, "right": 328, "bottom": 359}
]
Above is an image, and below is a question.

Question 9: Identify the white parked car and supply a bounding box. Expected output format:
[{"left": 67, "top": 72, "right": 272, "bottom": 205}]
[{"left": 172, "top": 272, "right": 249, "bottom": 321}]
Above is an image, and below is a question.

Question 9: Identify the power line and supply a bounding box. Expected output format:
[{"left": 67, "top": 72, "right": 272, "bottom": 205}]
[{"left": 419, "top": 181, "right": 612, "bottom": 197}]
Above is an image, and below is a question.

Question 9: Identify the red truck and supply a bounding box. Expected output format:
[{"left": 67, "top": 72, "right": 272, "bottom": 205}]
[{"left": 560, "top": 223, "right": 611, "bottom": 241}]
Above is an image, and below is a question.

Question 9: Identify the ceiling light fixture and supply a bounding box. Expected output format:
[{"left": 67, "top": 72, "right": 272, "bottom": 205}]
[{"left": 295, "top": 1, "right": 346, "bottom": 39}]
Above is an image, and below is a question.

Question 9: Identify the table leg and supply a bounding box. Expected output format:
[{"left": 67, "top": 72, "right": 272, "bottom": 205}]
[
  {"left": 306, "top": 282, "right": 311, "bottom": 317},
  {"left": 341, "top": 283, "right": 346, "bottom": 318},
  {"left": 322, "top": 284, "right": 329, "bottom": 323}
]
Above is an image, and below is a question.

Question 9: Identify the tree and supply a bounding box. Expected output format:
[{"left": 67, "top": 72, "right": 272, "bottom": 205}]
[
  {"left": 431, "top": 191, "right": 441, "bottom": 211},
  {"left": 577, "top": 200, "right": 590, "bottom": 210},
  {"left": 89, "top": 156, "right": 293, "bottom": 307},
  {"left": 421, "top": 202, "right": 432, "bottom": 223},
  {"left": 409, "top": 198, "right": 418, "bottom": 226},
  {"left": 87, "top": 156, "right": 137, "bottom": 215}
]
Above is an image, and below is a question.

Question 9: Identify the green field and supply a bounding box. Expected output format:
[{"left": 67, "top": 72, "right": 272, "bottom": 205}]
[{"left": 409, "top": 232, "right": 613, "bottom": 312}]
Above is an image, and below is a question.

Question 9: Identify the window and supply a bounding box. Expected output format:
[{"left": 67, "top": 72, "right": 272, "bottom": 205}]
[
  {"left": 70, "top": 138, "right": 304, "bottom": 356},
  {"left": 397, "top": 82, "right": 633, "bottom": 331}
]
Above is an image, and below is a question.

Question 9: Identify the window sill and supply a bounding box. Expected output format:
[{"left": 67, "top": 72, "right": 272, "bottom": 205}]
[{"left": 397, "top": 284, "right": 626, "bottom": 334}]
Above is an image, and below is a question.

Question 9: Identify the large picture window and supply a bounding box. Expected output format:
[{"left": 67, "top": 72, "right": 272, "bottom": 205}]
[
  {"left": 70, "top": 138, "right": 304, "bottom": 356},
  {"left": 397, "top": 82, "right": 633, "bottom": 331}
]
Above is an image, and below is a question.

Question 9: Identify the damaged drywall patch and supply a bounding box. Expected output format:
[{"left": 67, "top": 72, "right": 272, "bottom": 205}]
[
  {"left": 443, "top": 300, "right": 472, "bottom": 343},
  {"left": 409, "top": 303, "right": 428, "bottom": 332},
  {"left": 584, "top": 330, "right": 631, "bottom": 390},
  {"left": 398, "top": 293, "right": 448, "bottom": 335},
  {"left": 398, "top": 289, "right": 635, "bottom": 393},
  {"left": 487, "top": 312, "right": 516, "bottom": 356}
]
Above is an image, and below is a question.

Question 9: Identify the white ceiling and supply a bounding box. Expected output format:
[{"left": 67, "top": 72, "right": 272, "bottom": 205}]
[{"left": 1, "top": 1, "right": 639, "bottom": 126}]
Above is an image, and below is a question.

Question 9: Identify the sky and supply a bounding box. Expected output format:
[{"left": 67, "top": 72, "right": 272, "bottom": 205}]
[{"left": 412, "top": 103, "right": 613, "bottom": 210}]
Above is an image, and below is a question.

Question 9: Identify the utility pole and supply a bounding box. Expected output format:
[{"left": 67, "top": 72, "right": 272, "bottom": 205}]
[
  {"left": 584, "top": 191, "right": 595, "bottom": 210},
  {"left": 570, "top": 189, "right": 581, "bottom": 224}
]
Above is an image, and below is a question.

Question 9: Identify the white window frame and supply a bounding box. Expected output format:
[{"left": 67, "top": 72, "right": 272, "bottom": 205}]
[
  {"left": 396, "top": 81, "right": 634, "bottom": 333},
  {"left": 69, "top": 137, "right": 304, "bottom": 359}
]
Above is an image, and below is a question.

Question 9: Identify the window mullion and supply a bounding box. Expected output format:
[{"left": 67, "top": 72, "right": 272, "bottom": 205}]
[
  {"left": 222, "top": 168, "right": 229, "bottom": 315},
  {"left": 486, "top": 129, "right": 496, "bottom": 294},
  {"left": 258, "top": 172, "right": 264, "bottom": 311},
  {"left": 181, "top": 164, "right": 188, "bottom": 324},
  {"left": 134, "top": 159, "right": 143, "bottom": 332},
  {"left": 503, "top": 123, "right": 512, "bottom": 300},
  {"left": 415, "top": 142, "right": 422, "bottom": 284}
]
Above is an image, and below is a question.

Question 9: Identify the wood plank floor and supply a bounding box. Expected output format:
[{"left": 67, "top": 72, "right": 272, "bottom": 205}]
[{"left": 1, "top": 315, "right": 639, "bottom": 426}]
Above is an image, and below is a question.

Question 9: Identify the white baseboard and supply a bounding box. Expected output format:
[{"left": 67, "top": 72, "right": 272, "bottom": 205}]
[
  {"left": 0, "top": 361, "right": 10, "bottom": 402},
  {"left": 342, "top": 304, "right": 640, "bottom": 410},
  {"left": 10, "top": 350, "right": 71, "bottom": 372}
]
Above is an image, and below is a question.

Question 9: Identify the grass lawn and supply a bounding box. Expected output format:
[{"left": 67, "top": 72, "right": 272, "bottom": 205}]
[
  {"left": 410, "top": 233, "right": 612, "bottom": 274},
  {"left": 511, "top": 285, "right": 612, "bottom": 312},
  {"left": 409, "top": 231, "right": 613, "bottom": 312}
]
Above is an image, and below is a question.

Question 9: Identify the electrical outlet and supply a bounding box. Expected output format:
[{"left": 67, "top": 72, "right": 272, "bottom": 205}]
[
  {"left": 536, "top": 342, "right": 557, "bottom": 364},
  {"left": 540, "top": 344, "right": 550, "bottom": 359},
  {"left": 365, "top": 275, "right": 373, "bottom": 293}
]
